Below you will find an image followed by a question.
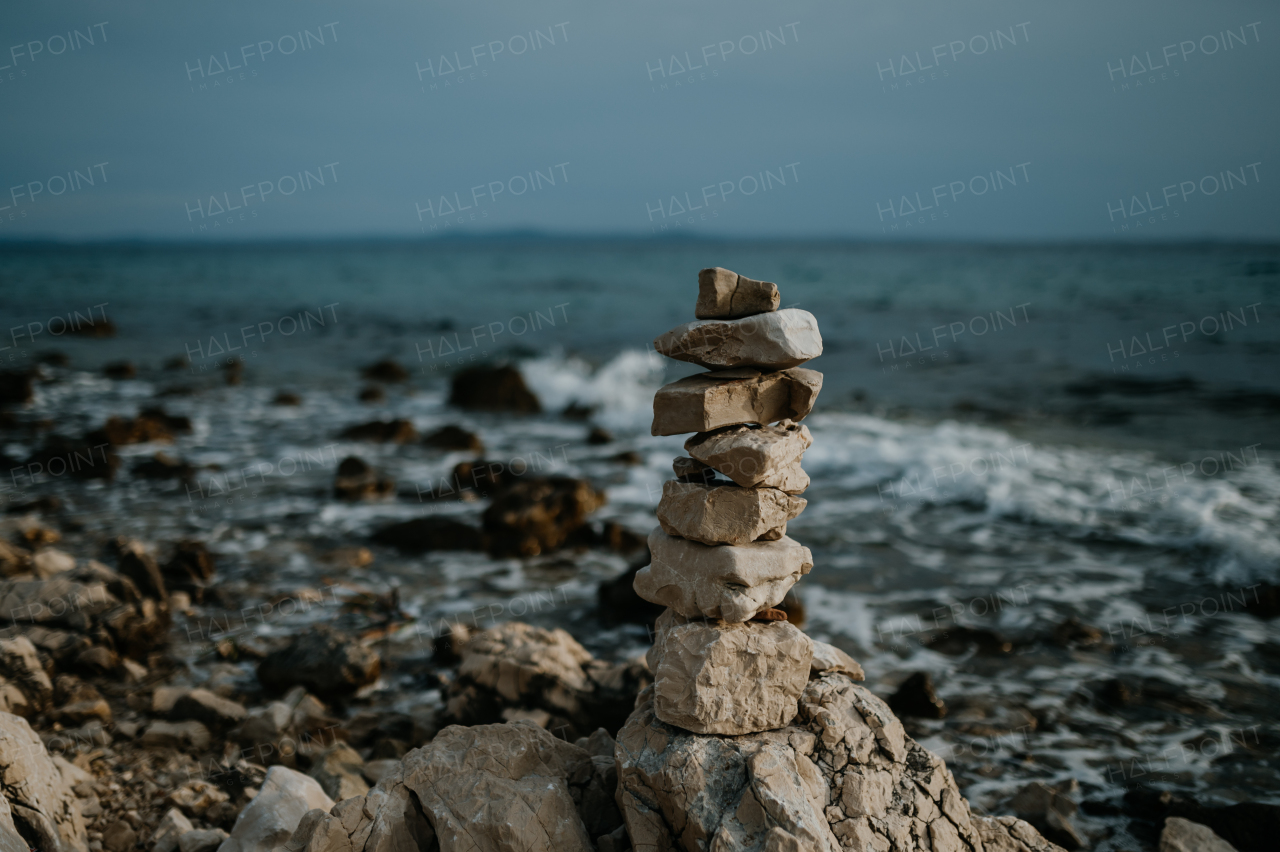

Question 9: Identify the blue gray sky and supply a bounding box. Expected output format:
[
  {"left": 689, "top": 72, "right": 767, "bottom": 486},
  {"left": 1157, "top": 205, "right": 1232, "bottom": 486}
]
[{"left": 1, "top": 0, "right": 1275, "bottom": 241}]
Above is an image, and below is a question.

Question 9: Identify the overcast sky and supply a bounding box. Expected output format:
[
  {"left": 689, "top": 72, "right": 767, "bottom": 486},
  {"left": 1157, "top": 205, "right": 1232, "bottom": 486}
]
[{"left": 1, "top": 0, "right": 1275, "bottom": 241}]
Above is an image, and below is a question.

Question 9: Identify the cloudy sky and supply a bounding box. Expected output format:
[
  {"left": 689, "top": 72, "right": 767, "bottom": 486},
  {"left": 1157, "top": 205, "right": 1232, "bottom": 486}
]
[{"left": 2, "top": 0, "right": 1275, "bottom": 241}]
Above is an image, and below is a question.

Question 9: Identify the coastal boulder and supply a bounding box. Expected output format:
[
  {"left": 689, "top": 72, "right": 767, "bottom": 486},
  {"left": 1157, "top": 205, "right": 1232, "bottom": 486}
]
[
  {"left": 258, "top": 626, "right": 381, "bottom": 700},
  {"left": 448, "top": 365, "right": 541, "bottom": 414},
  {"left": 481, "top": 477, "right": 606, "bottom": 557}
]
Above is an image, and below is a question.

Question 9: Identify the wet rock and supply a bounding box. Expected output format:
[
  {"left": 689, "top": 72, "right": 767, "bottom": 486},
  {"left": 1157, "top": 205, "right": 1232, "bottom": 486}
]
[
  {"left": 332, "top": 457, "right": 395, "bottom": 502},
  {"left": 616, "top": 673, "right": 1063, "bottom": 852},
  {"left": 51, "top": 675, "right": 111, "bottom": 726},
  {"left": 68, "top": 317, "right": 116, "bottom": 338},
  {"left": 1160, "top": 817, "right": 1236, "bottom": 851},
  {"left": 1010, "top": 781, "right": 1083, "bottom": 850},
  {"left": 654, "top": 309, "right": 823, "bottom": 371},
  {"left": 356, "top": 386, "right": 384, "bottom": 404},
  {"left": 25, "top": 437, "right": 120, "bottom": 481},
  {"left": 888, "top": 672, "right": 947, "bottom": 720},
  {"left": 257, "top": 626, "right": 381, "bottom": 700},
  {"left": 219, "top": 766, "right": 334, "bottom": 852},
  {"left": 651, "top": 367, "right": 823, "bottom": 437},
  {"left": 1244, "top": 582, "right": 1280, "bottom": 619},
  {"left": 361, "top": 359, "right": 409, "bottom": 383},
  {"left": 635, "top": 528, "right": 813, "bottom": 623},
  {"left": 150, "top": 808, "right": 195, "bottom": 852},
  {"left": 423, "top": 425, "right": 483, "bottom": 453},
  {"left": 132, "top": 452, "right": 196, "bottom": 482},
  {"left": 647, "top": 609, "right": 813, "bottom": 735},
  {"left": 91, "top": 408, "right": 188, "bottom": 445},
  {"left": 0, "top": 636, "right": 53, "bottom": 717},
  {"left": 657, "top": 480, "right": 806, "bottom": 546},
  {"left": 4, "top": 496, "right": 61, "bottom": 515},
  {"left": 695, "top": 268, "right": 781, "bottom": 319},
  {"left": 171, "top": 689, "right": 247, "bottom": 730},
  {"left": 337, "top": 419, "right": 416, "bottom": 444},
  {"left": 307, "top": 743, "right": 370, "bottom": 802},
  {"left": 924, "top": 625, "right": 1013, "bottom": 656},
  {"left": 111, "top": 537, "right": 167, "bottom": 602},
  {"left": 369, "top": 516, "right": 484, "bottom": 554},
  {"left": 178, "top": 831, "right": 227, "bottom": 852},
  {"left": 447, "top": 622, "right": 649, "bottom": 737},
  {"left": 431, "top": 624, "right": 472, "bottom": 666},
  {"left": 104, "top": 820, "right": 137, "bottom": 852},
  {"left": 586, "top": 427, "right": 613, "bottom": 445},
  {"left": 16, "top": 527, "right": 59, "bottom": 548},
  {"left": 0, "top": 371, "right": 35, "bottom": 406},
  {"left": 273, "top": 392, "right": 302, "bottom": 406},
  {"left": 31, "top": 548, "right": 75, "bottom": 579},
  {"left": 684, "top": 419, "right": 812, "bottom": 492},
  {"left": 1123, "top": 787, "right": 1278, "bottom": 852},
  {"left": 1051, "top": 616, "right": 1102, "bottom": 648},
  {"left": 161, "top": 541, "right": 217, "bottom": 604},
  {"left": 321, "top": 547, "right": 373, "bottom": 570},
  {"left": 103, "top": 361, "right": 137, "bottom": 380},
  {"left": 0, "top": 711, "right": 89, "bottom": 852},
  {"left": 139, "top": 720, "right": 212, "bottom": 752},
  {"left": 0, "top": 541, "right": 32, "bottom": 577},
  {"left": 445, "top": 458, "right": 510, "bottom": 499},
  {"left": 481, "top": 477, "right": 606, "bottom": 557},
  {"left": 448, "top": 364, "right": 541, "bottom": 414}
]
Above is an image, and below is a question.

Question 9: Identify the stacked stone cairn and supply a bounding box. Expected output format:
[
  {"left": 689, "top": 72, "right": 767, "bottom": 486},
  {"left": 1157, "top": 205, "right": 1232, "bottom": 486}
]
[{"left": 638, "top": 267, "right": 830, "bottom": 736}]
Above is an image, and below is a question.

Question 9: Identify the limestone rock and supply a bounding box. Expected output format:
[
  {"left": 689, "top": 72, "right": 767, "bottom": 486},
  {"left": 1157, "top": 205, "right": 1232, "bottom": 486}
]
[
  {"left": 178, "top": 830, "right": 228, "bottom": 852},
  {"left": 810, "top": 641, "right": 865, "bottom": 681},
  {"left": 685, "top": 420, "right": 812, "bottom": 491},
  {"left": 695, "top": 268, "right": 781, "bottom": 319},
  {"left": 448, "top": 622, "right": 649, "bottom": 737},
  {"left": 616, "top": 673, "right": 1066, "bottom": 852},
  {"left": 657, "top": 480, "right": 806, "bottom": 546},
  {"left": 655, "top": 309, "right": 822, "bottom": 371},
  {"left": 217, "top": 766, "right": 334, "bottom": 852},
  {"left": 635, "top": 528, "right": 812, "bottom": 623},
  {"left": 171, "top": 688, "right": 247, "bottom": 729},
  {"left": 150, "top": 807, "right": 195, "bottom": 852},
  {"left": 651, "top": 368, "right": 822, "bottom": 436},
  {"left": 671, "top": 456, "right": 720, "bottom": 484},
  {"left": 299, "top": 722, "right": 616, "bottom": 852},
  {"left": 0, "top": 796, "right": 29, "bottom": 852},
  {"left": 1159, "top": 817, "right": 1237, "bottom": 852},
  {"left": 647, "top": 610, "right": 813, "bottom": 735},
  {"left": 308, "top": 743, "right": 370, "bottom": 803},
  {"left": 0, "top": 636, "right": 54, "bottom": 717},
  {"left": 0, "top": 711, "right": 89, "bottom": 852}
]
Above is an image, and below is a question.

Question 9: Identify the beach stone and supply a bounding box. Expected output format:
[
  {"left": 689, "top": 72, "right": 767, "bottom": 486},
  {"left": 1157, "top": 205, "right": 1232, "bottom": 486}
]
[
  {"left": 617, "top": 672, "right": 1064, "bottom": 852},
  {"left": 332, "top": 457, "right": 395, "bottom": 502},
  {"left": 423, "top": 425, "right": 484, "bottom": 452},
  {"left": 308, "top": 743, "right": 370, "bottom": 803},
  {"left": 171, "top": 688, "right": 247, "bottom": 729},
  {"left": 1010, "top": 781, "right": 1083, "bottom": 850},
  {"left": 150, "top": 807, "right": 195, "bottom": 852},
  {"left": 657, "top": 481, "right": 806, "bottom": 546},
  {"left": 140, "top": 720, "right": 212, "bottom": 752},
  {"left": 0, "top": 575, "right": 119, "bottom": 631},
  {"left": 30, "top": 549, "right": 75, "bottom": 579},
  {"left": 635, "top": 528, "right": 813, "bottom": 623},
  {"left": 0, "top": 711, "right": 89, "bottom": 852},
  {"left": 655, "top": 309, "right": 822, "bottom": 371},
  {"left": 361, "top": 359, "right": 409, "bottom": 383},
  {"left": 370, "top": 516, "right": 484, "bottom": 553},
  {"left": 0, "top": 541, "right": 31, "bottom": 577},
  {"left": 112, "top": 537, "right": 167, "bottom": 602},
  {"left": 448, "top": 364, "right": 541, "bottom": 414},
  {"left": 695, "top": 268, "right": 781, "bottom": 319},
  {"left": 0, "top": 636, "right": 53, "bottom": 717},
  {"left": 178, "top": 830, "right": 227, "bottom": 852},
  {"left": 647, "top": 609, "right": 813, "bottom": 735},
  {"left": 1159, "top": 817, "right": 1237, "bottom": 852},
  {"left": 685, "top": 419, "right": 812, "bottom": 492},
  {"left": 337, "top": 419, "right": 417, "bottom": 444},
  {"left": 811, "top": 641, "right": 865, "bottom": 681},
  {"left": 447, "top": 622, "right": 648, "bottom": 737},
  {"left": 257, "top": 626, "right": 381, "bottom": 699},
  {"left": 651, "top": 368, "right": 822, "bottom": 436},
  {"left": 218, "top": 766, "right": 334, "bottom": 852},
  {"left": 481, "top": 476, "right": 606, "bottom": 557}
]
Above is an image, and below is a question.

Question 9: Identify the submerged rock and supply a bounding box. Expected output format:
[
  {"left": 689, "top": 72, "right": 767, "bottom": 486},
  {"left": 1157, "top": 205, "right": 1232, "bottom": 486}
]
[
  {"left": 369, "top": 516, "right": 484, "bottom": 553},
  {"left": 481, "top": 477, "right": 606, "bottom": 557},
  {"left": 337, "top": 419, "right": 417, "bottom": 444},
  {"left": 448, "top": 364, "right": 541, "bottom": 414},
  {"left": 423, "top": 425, "right": 484, "bottom": 453},
  {"left": 332, "top": 457, "right": 395, "bottom": 502}
]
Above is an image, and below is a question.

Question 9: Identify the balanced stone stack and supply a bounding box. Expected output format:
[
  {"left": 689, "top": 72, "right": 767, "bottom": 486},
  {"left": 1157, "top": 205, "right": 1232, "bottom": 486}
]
[{"left": 638, "top": 267, "right": 828, "bottom": 737}]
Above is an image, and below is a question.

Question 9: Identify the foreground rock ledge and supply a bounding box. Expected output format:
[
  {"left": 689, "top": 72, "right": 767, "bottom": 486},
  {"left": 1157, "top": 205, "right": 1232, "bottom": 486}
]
[{"left": 616, "top": 673, "right": 1067, "bottom": 852}]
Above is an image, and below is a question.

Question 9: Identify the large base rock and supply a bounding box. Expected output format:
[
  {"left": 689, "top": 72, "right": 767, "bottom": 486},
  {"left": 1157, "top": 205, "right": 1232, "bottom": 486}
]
[
  {"left": 657, "top": 481, "right": 806, "bottom": 546},
  {"left": 0, "top": 712, "right": 89, "bottom": 852},
  {"left": 647, "top": 610, "right": 813, "bottom": 735},
  {"left": 651, "top": 369, "right": 822, "bottom": 437},
  {"left": 654, "top": 309, "right": 823, "bottom": 371},
  {"left": 635, "top": 529, "right": 813, "bottom": 623},
  {"left": 616, "top": 673, "right": 1067, "bottom": 852}
]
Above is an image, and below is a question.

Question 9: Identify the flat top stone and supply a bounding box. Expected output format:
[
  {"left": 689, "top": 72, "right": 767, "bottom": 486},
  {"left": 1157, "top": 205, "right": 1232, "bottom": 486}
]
[
  {"left": 685, "top": 419, "right": 812, "bottom": 488},
  {"left": 651, "top": 368, "right": 822, "bottom": 437},
  {"left": 654, "top": 309, "right": 822, "bottom": 371},
  {"left": 657, "top": 480, "right": 806, "bottom": 546}
]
